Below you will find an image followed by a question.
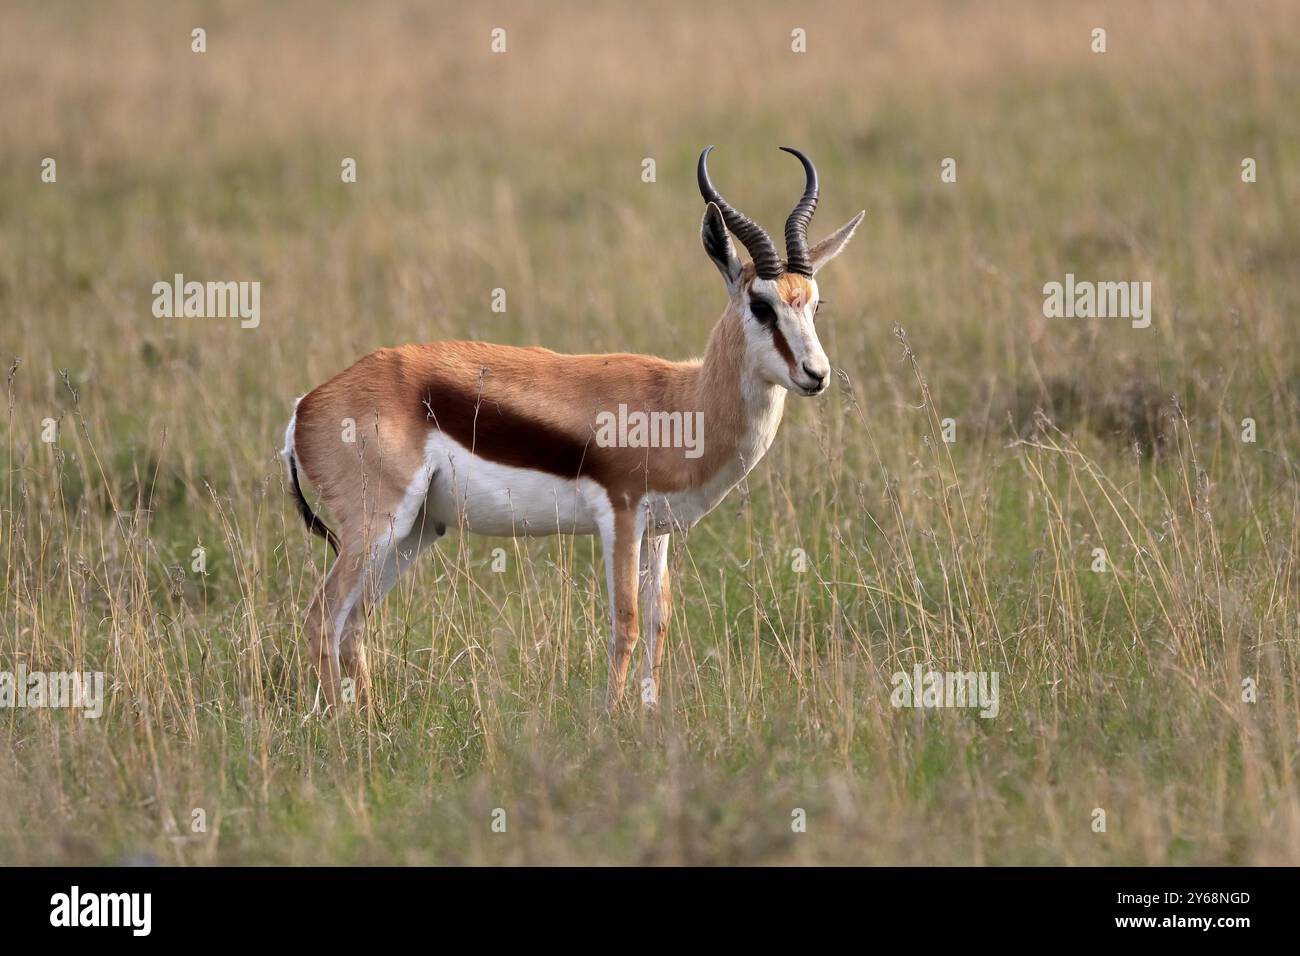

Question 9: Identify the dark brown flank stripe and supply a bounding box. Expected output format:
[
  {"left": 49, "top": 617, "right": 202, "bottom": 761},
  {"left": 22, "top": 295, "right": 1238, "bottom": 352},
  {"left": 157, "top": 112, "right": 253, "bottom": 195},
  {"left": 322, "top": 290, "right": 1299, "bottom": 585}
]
[{"left": 412, "top": 373, "right": 619, "bottom": 487}]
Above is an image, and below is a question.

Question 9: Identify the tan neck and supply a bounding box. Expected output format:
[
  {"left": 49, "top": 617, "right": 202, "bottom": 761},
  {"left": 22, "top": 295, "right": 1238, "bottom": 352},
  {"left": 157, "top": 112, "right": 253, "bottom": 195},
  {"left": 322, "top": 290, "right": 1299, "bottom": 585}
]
[{"left": 684, "top": 303, "right": 786, "bottom": 484}]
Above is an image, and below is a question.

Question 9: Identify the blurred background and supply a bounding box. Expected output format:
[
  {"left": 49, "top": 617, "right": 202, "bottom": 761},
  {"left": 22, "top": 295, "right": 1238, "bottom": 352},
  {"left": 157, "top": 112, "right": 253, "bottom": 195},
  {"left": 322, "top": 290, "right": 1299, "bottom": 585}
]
[{"left": 5, "top": 0, "right": 1296, "bottom": 446}]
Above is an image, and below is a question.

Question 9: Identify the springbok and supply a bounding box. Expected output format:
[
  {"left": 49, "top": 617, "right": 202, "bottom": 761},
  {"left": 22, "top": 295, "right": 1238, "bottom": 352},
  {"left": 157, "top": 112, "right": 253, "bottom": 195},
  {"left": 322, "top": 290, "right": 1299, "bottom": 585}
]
[{"left": 281, "top": 146, "right": 863, "bottom": 712}]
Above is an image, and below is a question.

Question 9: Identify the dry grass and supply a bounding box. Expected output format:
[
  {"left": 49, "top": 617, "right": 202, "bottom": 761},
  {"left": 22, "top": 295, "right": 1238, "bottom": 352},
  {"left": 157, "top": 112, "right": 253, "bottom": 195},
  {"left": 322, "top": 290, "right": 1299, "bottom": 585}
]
[{"left": 1, "top": 0, "right": 1298, "bottom": 864}]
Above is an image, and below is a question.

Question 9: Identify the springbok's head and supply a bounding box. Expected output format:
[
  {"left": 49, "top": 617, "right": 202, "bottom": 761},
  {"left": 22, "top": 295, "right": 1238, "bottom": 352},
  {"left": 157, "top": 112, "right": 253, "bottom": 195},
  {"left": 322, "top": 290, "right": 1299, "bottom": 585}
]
[{"left": 698, "top": 146, "right": 864, "bottom": 397}]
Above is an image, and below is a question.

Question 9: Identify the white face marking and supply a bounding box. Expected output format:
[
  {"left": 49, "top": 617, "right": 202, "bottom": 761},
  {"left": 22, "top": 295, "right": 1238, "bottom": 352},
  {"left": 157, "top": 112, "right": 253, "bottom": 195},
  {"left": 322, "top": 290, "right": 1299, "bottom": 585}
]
[{"left": 744, "top": 277, "right": 831, "bottom": 395}]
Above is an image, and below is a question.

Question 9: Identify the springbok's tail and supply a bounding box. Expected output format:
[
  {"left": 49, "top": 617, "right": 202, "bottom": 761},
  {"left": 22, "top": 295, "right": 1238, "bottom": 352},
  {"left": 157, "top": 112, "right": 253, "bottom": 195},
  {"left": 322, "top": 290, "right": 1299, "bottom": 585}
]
[{"left": 281, "top": 405, "right": 340, "bottom": 555}]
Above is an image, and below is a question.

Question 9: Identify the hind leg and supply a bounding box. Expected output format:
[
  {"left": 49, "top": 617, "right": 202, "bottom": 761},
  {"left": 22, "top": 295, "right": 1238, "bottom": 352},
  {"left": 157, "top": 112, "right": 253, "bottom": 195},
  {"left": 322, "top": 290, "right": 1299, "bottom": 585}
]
[
  {"left": 336, "top": 507, "right": 443, "bottom": 707},
  {"left": 292, "top": 384, "right": 444, "bottom": 712},
  {"left": 303, "top": 543, "right": 368, "bottom": 711}
]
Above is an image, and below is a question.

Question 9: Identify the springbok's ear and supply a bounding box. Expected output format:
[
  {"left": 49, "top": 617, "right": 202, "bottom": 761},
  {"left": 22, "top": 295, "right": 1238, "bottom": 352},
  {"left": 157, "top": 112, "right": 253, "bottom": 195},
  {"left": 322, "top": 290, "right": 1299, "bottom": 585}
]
[
  {"left": 701, "top": 202, "right": 743, "bottom": 294},
  {"left": 809, "top": 211, "right": 865, "bottom": 274}
]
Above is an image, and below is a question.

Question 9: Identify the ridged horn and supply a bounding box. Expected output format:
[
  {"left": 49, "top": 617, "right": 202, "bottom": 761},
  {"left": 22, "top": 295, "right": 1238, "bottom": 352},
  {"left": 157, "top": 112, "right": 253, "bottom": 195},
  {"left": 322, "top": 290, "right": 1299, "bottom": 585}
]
[
  {"left": 779, "top": 146, "right": 819, "bottom": 277},
  {"left": 697, "top": 146, "right": 784, "bottom": 280}
]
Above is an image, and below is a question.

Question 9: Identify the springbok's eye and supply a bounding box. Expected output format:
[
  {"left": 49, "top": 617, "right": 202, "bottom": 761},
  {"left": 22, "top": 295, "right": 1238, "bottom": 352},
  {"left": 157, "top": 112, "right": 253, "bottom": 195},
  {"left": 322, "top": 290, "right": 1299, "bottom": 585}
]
[
  {"left": 749, "top": 299, "right": 776, "bottom": 324},
  {"left": 814, "top": 300, "right": 827, "bottom": 317}
]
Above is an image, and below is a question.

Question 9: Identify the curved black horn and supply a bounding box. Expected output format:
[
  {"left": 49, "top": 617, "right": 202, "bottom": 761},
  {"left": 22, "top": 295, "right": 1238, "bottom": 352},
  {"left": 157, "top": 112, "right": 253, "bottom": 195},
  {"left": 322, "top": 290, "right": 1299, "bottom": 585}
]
[
  {"left": 779, "top": 146, "right": 819, "bottom": 277},
  {"left": 697, "top": 146, "right": 784, "bottom": 280}
]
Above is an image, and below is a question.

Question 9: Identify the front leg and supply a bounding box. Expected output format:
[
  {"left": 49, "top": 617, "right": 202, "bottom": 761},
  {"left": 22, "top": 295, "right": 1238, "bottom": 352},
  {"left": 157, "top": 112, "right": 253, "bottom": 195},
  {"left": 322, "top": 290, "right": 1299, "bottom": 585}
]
[
  {"left": 599, "top": 504, "right": 645, "bottom": 713},
  {"left": 639, "top": 533, "right": 671, "bottom": 707}
]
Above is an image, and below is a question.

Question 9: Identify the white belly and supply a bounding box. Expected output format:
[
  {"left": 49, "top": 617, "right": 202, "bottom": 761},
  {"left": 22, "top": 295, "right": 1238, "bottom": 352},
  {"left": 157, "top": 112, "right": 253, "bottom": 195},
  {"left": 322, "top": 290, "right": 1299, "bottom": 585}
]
[
  {"left": 419, "top": 414, "right": 769, "bottom": 539},
  {"left": 423, "top": 432, "right": 603, "bottom": 537}
]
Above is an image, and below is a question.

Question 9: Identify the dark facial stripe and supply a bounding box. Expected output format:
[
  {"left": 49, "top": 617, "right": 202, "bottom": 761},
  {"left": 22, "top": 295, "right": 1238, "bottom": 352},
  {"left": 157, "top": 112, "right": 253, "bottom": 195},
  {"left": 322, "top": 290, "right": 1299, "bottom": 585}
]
[{"left": 770, "top": 322, "right": 796, "bottom": 373}]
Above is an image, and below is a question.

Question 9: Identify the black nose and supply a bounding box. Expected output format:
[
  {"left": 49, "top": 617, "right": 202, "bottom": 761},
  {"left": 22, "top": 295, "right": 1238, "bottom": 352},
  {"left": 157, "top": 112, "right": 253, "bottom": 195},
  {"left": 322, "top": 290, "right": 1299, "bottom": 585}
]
[{"left": 802, "top": 362, "right": 826, "bottom": 385}]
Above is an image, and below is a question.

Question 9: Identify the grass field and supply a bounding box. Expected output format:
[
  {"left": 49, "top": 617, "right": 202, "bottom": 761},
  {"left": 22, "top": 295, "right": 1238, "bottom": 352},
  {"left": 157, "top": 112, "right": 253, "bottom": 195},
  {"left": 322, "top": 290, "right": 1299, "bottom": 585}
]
[{"left": 2, "top": 0, "right": 1299, "bottom": 865}]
